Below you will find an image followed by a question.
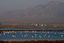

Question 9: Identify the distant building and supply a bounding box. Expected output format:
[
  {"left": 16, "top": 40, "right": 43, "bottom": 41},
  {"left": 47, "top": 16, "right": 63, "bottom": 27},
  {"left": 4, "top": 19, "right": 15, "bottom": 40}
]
[
  {"left": 44, "top": 24, "right": 47, "bottom": 27},
  {"left": 41, "top": 24, "right": 44, "bottom": 26}
]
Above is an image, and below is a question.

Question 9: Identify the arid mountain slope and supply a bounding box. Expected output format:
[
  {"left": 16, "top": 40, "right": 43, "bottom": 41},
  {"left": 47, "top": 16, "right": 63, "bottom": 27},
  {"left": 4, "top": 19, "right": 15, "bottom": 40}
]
[{"left": 0, "top": 1, "right": 64, "bottom": 23}]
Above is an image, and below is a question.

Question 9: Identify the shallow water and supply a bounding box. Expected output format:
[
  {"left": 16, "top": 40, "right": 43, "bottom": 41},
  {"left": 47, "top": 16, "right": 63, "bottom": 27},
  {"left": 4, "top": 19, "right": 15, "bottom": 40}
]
[{"left": 0, "top": 31, "right": 64, "bottom": 41}]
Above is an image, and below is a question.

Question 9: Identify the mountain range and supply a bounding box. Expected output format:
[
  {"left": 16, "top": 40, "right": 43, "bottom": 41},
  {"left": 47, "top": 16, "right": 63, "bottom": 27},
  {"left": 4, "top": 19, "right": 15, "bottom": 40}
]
[{"left": 0, "top": 1, "right": 64, "bottom": 24}]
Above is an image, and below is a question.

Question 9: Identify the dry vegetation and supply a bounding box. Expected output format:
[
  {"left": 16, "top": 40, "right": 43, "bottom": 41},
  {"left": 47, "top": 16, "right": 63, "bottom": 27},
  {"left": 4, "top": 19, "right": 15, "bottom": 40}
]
[
  {"left": 0, "top": 25, "right": 16, "bottom": 28},
  {"left": 0, "top": 24, "right": 64, "bottom": 28},
  {"left": 0, "top": 40, "right": 64, "bottom": 43}
]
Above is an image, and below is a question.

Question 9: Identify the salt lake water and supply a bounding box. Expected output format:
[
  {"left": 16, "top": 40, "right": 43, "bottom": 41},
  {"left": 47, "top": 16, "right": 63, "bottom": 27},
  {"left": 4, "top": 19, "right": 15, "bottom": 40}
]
[{"left": 0, "top": 30, "right": 64, "bottom": 41}]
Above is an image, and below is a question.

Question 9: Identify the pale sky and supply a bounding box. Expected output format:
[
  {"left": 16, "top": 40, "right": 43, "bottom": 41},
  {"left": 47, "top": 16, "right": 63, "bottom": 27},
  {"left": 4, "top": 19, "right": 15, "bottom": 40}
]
[
  {"left": 0, "top": 0, "right": 48, "bottom": 10},
  {"left": 0, "top": 0, "right": 63, "bottom": 11}
]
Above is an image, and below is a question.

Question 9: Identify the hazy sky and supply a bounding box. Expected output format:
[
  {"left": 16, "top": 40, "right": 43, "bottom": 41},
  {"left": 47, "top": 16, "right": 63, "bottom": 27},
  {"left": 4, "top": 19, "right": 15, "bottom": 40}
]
[
  {"left": 0, "top": 0, "right": 49, "bottom": 11},
  {"left": 0, "top": 0, "right": 64, "bottom": 23},
  {"left": 0, "top": 0, "right": 63, "bottom": 11}
]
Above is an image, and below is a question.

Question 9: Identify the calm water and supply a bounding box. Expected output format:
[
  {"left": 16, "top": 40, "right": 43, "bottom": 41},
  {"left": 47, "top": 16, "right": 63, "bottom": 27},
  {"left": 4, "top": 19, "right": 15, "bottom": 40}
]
[{"left": 0, "top": 30, "right": 64, "bottom": 41}]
